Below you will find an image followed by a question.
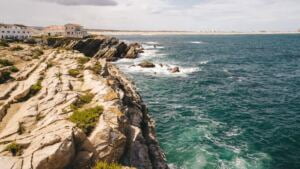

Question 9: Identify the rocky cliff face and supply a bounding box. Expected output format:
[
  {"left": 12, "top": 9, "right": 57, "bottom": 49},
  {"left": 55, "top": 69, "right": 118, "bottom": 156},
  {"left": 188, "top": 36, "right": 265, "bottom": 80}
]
[
  {"left": 0, "top": 39, "right": 168, "bottom": 169},
  {"left": 44, "top": 36, "right": 143, "bottom": 61}
]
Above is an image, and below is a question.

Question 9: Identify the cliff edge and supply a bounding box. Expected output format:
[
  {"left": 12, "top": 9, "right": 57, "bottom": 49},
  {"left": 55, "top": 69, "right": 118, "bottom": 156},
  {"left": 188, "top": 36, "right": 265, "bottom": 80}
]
[{"left": 0, "top": 37, "right": 168, "bottom": 169}]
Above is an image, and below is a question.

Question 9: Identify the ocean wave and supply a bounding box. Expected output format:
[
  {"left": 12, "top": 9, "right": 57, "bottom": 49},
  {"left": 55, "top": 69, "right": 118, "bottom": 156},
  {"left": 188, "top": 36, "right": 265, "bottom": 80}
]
[
  {"left": 143, "top": 44, "right": 165, "bottom": 50},
  {"left": 118, "top": 63, "right": 200, "bottom": 77},
  {"left": 140, "top": 49, "right": 166, "bottom": 58},
  {"left": 200, "top": 60, "right": 209, "bottom": 65},
  {"left": 189, "top": 41, "right": 207, "bottom": 44},
  {"left": 225, "top": 127, "right": 243, "bottom": 137},
  {"left": 144, "top": 41, "right": 159, "bottom": 45}
]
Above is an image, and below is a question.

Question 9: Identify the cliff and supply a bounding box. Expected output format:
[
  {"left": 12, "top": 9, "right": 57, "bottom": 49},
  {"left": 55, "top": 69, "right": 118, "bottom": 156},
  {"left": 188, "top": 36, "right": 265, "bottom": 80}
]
[
  {"left": 43, "top": 36, "right": 143, "bottom": 61},
  {"left": 0, "top": 38, "right": 168, "bottom": 169}
]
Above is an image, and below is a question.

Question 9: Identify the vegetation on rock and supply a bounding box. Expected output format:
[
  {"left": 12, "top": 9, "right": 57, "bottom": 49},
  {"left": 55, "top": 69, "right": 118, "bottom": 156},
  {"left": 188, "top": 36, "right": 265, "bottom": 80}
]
[
  {"left": 31, "top": 48, "right": 44, "bottom": 59},
  {"left": 104, "top": 90, "right": 119, "bottom": 101},
  {"left": 46, "top": 62, "right": 54, "bottom": 69},
  {"left": 0, "top": 59, "right": 14, "bottom": 66},
  {"left": 5, "top": 142, "right": 22, "bottom": 156},
  {"left": 71, "top": 92, "right": 95, "bottom": 109},
  {"left": 10, "top": 46, "right": 24, "bottom": 51},
  {"left": 68, "top": 69, "right": 80, "bottom": 77},
  {"left": 92, "top": 161, "right": 122, "bottom": 169},
  {"left": 0, "top": 71, "right": 12, "bottom": 84},
  {"left": 71, "top": 92, "right": 95, "bottom": 111},
  {"left": 30, "top": 80, "right": 42, "bottom": 95},
  {"left": 91, "top": 61, "right": 102, "bottom": 74},
  {"left": 10, "top": 66, "right": 19, "bottom": 72},
  {"left": 77, "top": 57, "right": 90, "bottom": 65},
  {"left": 0, "top": 40, "right": 9, "bottom": 47},
  {"left": 69, "top": 106, "right": 103, "bottom": 134}
]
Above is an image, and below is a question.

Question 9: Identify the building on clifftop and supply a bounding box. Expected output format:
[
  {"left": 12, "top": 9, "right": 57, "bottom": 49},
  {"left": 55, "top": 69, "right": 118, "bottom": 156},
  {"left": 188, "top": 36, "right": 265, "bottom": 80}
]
[
  {"left": 0, "top": 23, "right": 33, "bottom": 40},
  {"left": 43, "top": 25, "right": 65, "bottom": 37},
  {"left": 43, "top": 24, "right": 88, "bottom": 38}
]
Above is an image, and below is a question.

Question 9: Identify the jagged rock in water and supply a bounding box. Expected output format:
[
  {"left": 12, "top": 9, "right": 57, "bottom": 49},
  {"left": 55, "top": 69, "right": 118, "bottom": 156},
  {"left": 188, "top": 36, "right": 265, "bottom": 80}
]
[
  {"left": 169, "top": 67, "right": 180, "bottom": 73},
  {"left": 138, "top": 61, "right": 156, "bottom": 68},
  {"left": 125, "top": 43, "right": 143, "bottom": 59}
]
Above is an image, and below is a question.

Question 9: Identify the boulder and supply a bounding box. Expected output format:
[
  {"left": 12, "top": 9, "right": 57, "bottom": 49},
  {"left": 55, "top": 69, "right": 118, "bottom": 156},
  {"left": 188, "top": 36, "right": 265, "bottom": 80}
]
[
  {"left": 138, "top": 61, "right": 155, "bottom": 68},
  {"left": 169, "top": 67, "right": 180, "bottom": 73},
  {"left": 124, "top": 43, "right": 143, "bottom": 59}
]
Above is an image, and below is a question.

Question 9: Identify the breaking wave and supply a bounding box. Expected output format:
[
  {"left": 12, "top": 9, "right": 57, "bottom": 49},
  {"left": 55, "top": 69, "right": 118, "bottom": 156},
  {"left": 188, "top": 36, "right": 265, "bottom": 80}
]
[{"left": 189, "top": 41, "right": 207, "bottom": 44}]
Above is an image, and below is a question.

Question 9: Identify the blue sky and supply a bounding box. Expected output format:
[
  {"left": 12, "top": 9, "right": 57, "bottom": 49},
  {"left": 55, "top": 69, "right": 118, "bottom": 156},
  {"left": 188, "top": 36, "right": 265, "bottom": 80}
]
[{"left": 0, "top": 0, "right": 300, "bottom": 31}]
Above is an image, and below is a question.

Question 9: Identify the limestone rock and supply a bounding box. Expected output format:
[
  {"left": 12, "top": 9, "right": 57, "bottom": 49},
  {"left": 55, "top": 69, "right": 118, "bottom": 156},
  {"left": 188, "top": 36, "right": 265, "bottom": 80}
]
[
  {"left": 138, "top": 61, "right": 156, "bottom": 68},
  {"left": 0, "top": 40, "right": 168, "bottom": 169},
  {"left": 44, "top": 36, "right": 143, "bottom": 62}
]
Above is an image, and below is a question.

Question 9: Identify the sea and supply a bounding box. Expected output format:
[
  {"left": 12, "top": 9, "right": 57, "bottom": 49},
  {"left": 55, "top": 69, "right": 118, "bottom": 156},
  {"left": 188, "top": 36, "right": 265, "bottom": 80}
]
[{"left": 114, "top": 34, "right": 300, "bottom": 169}]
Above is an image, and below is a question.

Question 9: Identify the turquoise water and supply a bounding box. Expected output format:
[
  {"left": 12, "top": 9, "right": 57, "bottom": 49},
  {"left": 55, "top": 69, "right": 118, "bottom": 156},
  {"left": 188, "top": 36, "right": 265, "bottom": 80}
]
[{"left": 115, "top": 35, "right": 300, "bottom": 169}]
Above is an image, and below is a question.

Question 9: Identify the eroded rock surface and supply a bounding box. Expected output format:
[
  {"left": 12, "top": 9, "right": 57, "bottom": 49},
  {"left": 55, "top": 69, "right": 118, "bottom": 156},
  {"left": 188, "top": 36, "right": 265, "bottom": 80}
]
[
  {"left": 0, "top": 41, "right": 168, "bottom": 169},
  {"left": 44, "top": 36, "right": 143, "bottom": 61}
]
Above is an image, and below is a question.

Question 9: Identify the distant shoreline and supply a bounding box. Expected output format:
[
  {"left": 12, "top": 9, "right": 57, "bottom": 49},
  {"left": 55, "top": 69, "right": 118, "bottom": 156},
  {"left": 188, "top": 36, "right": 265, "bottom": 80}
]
[{"left": 89, "top": 30, "right": 300, "bottom": 36}]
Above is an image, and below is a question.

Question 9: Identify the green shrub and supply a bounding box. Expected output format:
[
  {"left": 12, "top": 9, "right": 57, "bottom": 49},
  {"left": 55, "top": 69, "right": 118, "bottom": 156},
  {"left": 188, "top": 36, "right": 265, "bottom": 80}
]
[
  {"left": 71, "top": 92, "right": 94, "bottom": 110},
  {"left": 0, "top": 71, "right": 11, "bottom": 83},
  {"left": 32, "top": 49, "right": 44, "bottom": 59},
  {"left": 10, "top": 66, "right": 19, "bottom": 72},
  {"left": 0, "top": 59, "right": 13, "bottom": 66},
  {"left": 91, "top": 61, "right": 102, "bottom": 74},
  {"left": 68, "top": 69, "right": 80, "bottom": 77},
  {"left": 30, "top": 80, "right": 42, "bottom": 95},
  {"left": 10, "top": 46, "right": 23, "bottom": 51},
  {"left": 0, "top": 41, "right": 9, "bottom": 47},
  {"left": 46, "top": 61, "right": 55, "bottom": 69},
  {"left": 93, "top": 161, "right": 122, "bottom": 169},
  {"left": 77, "top": 57, "right": 90, "bottom": 65},
  {"left": 5, "top": 142, "right": 22, "bottom": 156},
  {"left": 78, "top": 93, "right": 94, "bottom": 105},
  {"left": 70, "top": 106, "right": 103, "bottom": 135}
]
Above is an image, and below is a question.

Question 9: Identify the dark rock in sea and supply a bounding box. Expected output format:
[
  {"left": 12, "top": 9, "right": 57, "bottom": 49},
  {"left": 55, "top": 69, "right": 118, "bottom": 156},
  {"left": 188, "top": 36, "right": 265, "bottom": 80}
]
[
  {"left": 125, "top": 43, "right": 143, "bottom": 59},
  {"left": 169, "top": 67, "right": 180, "bottom": 73},
  {"left": 138, "top": 61, "right": 156, "bottom": 68}
]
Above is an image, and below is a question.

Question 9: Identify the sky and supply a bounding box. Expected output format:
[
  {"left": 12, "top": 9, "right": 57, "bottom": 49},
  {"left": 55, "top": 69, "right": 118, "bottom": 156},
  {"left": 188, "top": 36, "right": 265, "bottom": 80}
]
[{"left": 0, "top": 0, "right": 300, "bottom": 32}]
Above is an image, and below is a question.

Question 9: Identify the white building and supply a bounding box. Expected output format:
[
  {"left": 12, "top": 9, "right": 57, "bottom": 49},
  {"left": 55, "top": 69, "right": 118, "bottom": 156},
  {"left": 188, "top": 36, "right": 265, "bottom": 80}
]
[
  {"left": 64, "top": 24, "right": 88, "bottom": 38},
  {"left": 0, "top": 23, "right": 33, "bottom": 40},
  {"left": 43, "top": 25, "right": 65, "bottom": 37},
  {"left": 43, "top": 24, "right": 88, "bottom": 38}
]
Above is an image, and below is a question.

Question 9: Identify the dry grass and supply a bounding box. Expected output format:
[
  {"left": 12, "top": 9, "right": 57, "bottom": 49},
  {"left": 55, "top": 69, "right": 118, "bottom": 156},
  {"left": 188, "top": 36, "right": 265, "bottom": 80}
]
[
  {"left": 103, "top": 90, "right": 119, "bottom": 101},
  {"left": 93, "top": 161, "right": 122, "bottom": 169}
]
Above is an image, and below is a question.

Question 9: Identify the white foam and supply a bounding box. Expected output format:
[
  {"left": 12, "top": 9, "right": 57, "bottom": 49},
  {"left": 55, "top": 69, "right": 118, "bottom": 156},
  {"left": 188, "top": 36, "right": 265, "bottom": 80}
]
[
  {"left": 119, "top": 63, "right": 200, "bottom": 77},
  {"left": 189, "top": 41, "right": 207, "bottom": 44},
  {"left": 144, "top": 41, "right": 159, "bottom": 45},
  {"left": 143, "top": 44, "right": 165, "bottom": 50},
  {"left": 200, "top": 61, "right": 209, "bottom": 65},
  {"left": 225, "top": 127, "right": 243, "bottom": 137}
]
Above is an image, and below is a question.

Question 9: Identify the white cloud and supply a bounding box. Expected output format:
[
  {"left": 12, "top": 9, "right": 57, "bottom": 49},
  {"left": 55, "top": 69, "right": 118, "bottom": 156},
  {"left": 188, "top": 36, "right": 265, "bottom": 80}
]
[
  {"left": 0, "top": 0, "right": 299, "bottom": 31},
  {"left": 35, "top": 0, "right": 117, "bottom": 6}
]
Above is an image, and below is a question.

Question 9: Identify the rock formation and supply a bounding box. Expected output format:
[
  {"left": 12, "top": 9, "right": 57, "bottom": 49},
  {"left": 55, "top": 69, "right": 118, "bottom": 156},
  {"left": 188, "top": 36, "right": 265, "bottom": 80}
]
[
  {"left": 0, "top": 38, "right": 168, "bottom": 169},
  {"left": 169, "top": 67, "right": 180, "bottom": 73},
  {"left": 138, "top": 61, "right": 155, "bottom": 68},
  {"left": 43, "top": 36, "right": 143, "bottom": 61}
]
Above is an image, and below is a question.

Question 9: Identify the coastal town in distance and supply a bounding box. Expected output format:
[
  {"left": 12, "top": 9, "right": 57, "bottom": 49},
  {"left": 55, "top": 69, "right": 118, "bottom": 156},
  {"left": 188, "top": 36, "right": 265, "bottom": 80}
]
[{"left": 1, "top": 22, "right": 300, "bottom": 41}]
